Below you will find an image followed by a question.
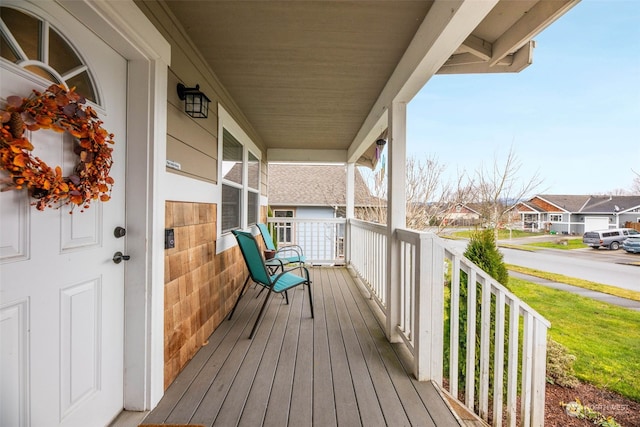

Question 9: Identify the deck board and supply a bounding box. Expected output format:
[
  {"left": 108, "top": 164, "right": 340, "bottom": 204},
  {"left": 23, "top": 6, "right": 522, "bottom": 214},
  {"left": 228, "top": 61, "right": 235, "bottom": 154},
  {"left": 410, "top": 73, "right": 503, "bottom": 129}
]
[{"left": 141, "top": 267, "right": 460, "bottom": 427}]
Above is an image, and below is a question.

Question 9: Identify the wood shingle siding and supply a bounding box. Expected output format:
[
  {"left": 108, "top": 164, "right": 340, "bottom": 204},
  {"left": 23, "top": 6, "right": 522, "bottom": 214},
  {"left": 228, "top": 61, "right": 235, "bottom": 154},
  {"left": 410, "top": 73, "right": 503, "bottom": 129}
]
[{"left": 164, "top": 201, "right": 247, "bottom": 388}]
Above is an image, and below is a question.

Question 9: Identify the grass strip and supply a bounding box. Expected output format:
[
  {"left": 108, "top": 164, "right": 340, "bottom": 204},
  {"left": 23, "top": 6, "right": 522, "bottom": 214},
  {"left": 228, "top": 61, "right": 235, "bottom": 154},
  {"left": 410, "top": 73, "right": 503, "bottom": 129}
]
[
  {"left": 510, "top": 277, "right": 640, "bottom": 402},
  {"left": 451, "top": 229, "right": 537, "bottom": 239},
  {"left": 507, "top": 264, "right": 640, "bottom": 302},
  {"left": 525, "top": 238, "right": 587, "bottom": 250}
]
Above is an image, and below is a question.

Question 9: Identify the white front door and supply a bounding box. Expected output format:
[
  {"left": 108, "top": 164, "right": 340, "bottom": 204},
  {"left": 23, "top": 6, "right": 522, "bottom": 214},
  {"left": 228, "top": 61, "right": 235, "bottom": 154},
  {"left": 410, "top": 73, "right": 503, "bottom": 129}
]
[{"left": 0, "top": 3, "right": 127, "bottom": 426}]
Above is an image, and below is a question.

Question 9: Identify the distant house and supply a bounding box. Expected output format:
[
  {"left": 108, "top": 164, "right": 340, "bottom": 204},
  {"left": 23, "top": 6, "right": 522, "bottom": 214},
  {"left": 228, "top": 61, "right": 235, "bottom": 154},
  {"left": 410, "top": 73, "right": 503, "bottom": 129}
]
[
  {"left": 438, "top": 203, "right": 483, "bottom": 226},
  {"left": 268, "top": 164, "right": 383, "bottom": 261},
  {"left": 514, "top": 194, "right": 640, "bottom": 234}
]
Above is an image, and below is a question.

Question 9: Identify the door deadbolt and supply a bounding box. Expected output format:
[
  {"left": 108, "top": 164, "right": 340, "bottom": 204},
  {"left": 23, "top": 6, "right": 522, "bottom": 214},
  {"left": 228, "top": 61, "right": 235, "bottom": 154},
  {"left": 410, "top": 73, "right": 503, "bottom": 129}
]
[{"left": 114, "top": 226, "right": 126, "bottom": 238}]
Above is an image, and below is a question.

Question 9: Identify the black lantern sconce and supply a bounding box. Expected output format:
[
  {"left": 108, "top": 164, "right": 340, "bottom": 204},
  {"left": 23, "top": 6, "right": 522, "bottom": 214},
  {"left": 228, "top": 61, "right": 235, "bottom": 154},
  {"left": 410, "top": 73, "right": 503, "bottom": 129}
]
[{"left": 177, "top": 83, "right": 211, "bottom": 118}]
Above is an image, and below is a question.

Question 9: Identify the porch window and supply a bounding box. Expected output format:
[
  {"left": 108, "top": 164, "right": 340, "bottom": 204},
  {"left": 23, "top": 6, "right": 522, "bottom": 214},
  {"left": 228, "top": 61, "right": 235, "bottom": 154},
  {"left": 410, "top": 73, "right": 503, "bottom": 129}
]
[
  {"left": 247, "top": 152, "right": 259, "bottom": 226},
  {"left": 550, "top": 214, "right": 562, "bottom": 222},
  {"left": 220, "top": 128, "right": 260, "bottom": 233}
]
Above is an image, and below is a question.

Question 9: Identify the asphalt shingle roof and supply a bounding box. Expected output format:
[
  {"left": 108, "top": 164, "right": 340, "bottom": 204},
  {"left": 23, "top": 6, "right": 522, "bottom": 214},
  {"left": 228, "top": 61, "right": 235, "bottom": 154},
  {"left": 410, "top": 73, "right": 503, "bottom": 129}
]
[
  {"left": 535, "top": 194, "right": 640, "bottom": 213},
  {"left": 268, "top": 164, "right": 381, "bottom": 207}
]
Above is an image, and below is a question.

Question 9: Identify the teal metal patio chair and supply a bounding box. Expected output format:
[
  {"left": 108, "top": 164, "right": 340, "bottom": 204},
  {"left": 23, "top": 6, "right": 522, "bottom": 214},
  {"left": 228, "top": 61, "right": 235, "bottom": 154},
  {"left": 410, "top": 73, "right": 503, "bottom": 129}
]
[
  {"left": 257, "top": 223, "right": 306, "bottom": 265},
  {"left": 230, "top": 230, "right": 313, "bottom": 338}
]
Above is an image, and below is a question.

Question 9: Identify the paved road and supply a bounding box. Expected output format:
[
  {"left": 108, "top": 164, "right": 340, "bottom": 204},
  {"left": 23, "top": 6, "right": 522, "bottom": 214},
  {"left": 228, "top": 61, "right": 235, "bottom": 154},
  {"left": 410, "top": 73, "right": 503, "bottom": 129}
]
[{"left": 444, "top": 236, "right": 640, "bottom": 293}]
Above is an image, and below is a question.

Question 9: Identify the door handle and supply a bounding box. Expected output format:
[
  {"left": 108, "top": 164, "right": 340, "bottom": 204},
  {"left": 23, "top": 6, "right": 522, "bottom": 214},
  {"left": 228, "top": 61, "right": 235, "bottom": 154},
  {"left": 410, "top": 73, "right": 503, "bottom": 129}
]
[{"left": 113, "top": 251, "right": 131, "bottom": 264}]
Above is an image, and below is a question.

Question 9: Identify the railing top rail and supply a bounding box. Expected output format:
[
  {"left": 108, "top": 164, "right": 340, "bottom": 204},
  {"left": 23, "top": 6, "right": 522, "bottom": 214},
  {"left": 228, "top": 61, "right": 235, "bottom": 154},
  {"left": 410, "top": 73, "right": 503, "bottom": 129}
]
[
  {"left": 349, "top": 218, "right": 387, "bottom": 233},
  {"left": 266, "top": 217, "right": 346, "bottom": 224}
]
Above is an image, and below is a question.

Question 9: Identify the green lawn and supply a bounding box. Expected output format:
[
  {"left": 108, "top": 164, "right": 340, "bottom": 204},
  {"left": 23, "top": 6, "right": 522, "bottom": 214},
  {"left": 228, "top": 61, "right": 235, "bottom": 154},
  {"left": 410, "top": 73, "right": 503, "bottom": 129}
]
[
  {"left": 451, "top": 229, "right": 537, "bottom": 239},
  {"left": 508, "top": 264, "right": 640, "bottom": 302},
  {"left": 510, "top": 277, "right": 640, "bottom": 402},
  {"left": 525, "top": 238, "right": 587, "bottom": 250}
]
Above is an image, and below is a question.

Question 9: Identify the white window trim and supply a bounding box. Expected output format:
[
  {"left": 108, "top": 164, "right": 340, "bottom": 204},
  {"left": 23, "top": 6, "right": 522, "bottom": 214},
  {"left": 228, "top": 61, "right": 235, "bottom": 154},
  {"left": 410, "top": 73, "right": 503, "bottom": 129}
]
[{"left": 217, "top": 104, "right": 261, "bottom": 253}]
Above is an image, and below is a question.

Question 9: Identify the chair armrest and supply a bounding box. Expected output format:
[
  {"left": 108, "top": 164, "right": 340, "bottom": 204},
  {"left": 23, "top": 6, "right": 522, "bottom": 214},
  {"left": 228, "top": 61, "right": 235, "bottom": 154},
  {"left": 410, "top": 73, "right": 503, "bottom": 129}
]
[
  {"left": 273, "top": 264, "right": 310, "bottom": 283},
  {"left": 275, "top": 244, "right": 304, "bottom": 257}
]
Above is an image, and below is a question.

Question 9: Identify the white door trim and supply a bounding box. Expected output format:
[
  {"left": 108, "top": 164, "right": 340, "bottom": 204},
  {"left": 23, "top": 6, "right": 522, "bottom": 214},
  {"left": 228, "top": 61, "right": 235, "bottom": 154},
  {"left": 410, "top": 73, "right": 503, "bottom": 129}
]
[{"left": 57, "top": 0, "right": 170, "bottom": 410}]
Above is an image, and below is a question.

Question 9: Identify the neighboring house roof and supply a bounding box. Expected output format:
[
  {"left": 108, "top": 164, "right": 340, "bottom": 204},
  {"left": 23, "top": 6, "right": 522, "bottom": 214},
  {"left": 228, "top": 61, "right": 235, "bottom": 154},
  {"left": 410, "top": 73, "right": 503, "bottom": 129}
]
[
  {"left": 268, "top": 164, "right": 381, "bottom": 207},
  {"left": 521, "top": 194, "right": 640, "bottom": 214},
  {"left": 441, "top": 203, "right": 482, "bottom": 216},
  {"left": 532, "top": 195, "right": 585, "bottom": 212},
  {"left": 580, "top": 195, "right": 640, "bottom": 214},
  {"left": 515, "top": 202, "right": 545, "bottom": 213}
]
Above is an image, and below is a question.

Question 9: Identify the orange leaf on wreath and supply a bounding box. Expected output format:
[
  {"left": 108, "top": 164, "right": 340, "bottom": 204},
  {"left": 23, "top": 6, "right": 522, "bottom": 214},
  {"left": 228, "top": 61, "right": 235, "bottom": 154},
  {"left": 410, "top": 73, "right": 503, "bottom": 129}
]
[
  {"left": 13, "top": 155, "right": 26, "bottom": 167},
  {"left": 12, "top": 138, "right": 34, "bottom": 150},
  {"left": 100, "top": 194, "right": 110, "bottom": 202},
  {"left": 36, "top": 116, "right": 53, "bottom": 126}
]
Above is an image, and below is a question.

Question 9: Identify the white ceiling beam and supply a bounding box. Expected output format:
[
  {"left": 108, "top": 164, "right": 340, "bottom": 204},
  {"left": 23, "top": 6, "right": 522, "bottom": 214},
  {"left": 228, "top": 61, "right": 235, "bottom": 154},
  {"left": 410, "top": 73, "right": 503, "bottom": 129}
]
[
  {"left": 439, "top": 41, "right": 533, "bottom": 74},
  {"left": 442, "top": 51, "right": 512, "bottom": 67},
  {"left": 490, "top": 0, "right": 579, "bottom": 66},
  {"left": 348, "top": 0, "right": 499, "bottom": 163},
  {"left": 459, "top": 34, "right": 492, "bottom": 61}
]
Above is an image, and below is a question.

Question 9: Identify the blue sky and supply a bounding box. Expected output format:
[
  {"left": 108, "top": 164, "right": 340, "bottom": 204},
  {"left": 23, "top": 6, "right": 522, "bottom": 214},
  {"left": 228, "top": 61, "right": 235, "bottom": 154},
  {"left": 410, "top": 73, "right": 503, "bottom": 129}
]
[{"left": 406, "top": 0, "right": 640, "bottom": 196}]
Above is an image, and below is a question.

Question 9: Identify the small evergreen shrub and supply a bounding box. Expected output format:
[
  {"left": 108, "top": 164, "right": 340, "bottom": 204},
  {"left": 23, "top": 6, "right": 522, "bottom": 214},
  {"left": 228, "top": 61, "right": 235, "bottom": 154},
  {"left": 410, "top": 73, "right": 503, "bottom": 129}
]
[{"left": 464, "top": 228, "right": 509, "bottom": 288}]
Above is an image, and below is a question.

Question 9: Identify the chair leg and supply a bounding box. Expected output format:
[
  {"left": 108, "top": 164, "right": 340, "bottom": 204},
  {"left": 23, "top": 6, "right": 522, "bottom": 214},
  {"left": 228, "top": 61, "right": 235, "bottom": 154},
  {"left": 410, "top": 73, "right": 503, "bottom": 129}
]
[
  {"left": 228, "top": 275, "right": 251, "bottom": 320},
  {"left": 249, "top": 290, "right": 273, "bottom": 339},
  {"left": 307, "top": 282, "right": 314, "bottom": 318},
  {"left": 284, "top": 290, "right": 289, "bottom": 304}
]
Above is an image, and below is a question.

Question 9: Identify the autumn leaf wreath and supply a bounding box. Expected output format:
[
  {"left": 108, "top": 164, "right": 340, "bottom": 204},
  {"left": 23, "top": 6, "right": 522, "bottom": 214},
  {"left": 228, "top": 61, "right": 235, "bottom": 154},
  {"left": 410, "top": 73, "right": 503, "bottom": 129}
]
[{"left": 0, "top": 84, "right": 115, "bottom": 211}]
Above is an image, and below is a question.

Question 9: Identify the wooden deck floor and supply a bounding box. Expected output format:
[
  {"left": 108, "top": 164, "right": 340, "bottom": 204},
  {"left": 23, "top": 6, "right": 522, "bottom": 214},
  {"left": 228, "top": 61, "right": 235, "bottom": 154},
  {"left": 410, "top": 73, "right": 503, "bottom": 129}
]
[{"left": 141, "top": 267, "right": 460, "bottom": 427}]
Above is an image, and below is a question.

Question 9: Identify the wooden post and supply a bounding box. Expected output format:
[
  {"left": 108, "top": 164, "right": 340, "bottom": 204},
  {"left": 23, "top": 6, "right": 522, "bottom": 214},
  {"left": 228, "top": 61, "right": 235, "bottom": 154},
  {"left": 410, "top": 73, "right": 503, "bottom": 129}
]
[
  {"left": 345, "top": 163, "right": 355, "bottom": 264},
  {"left": 386, "top": 101, "right": 406, "bottom": 342},
  {"left": 415, "top": 233, "right": 443, "bottom": 382}
]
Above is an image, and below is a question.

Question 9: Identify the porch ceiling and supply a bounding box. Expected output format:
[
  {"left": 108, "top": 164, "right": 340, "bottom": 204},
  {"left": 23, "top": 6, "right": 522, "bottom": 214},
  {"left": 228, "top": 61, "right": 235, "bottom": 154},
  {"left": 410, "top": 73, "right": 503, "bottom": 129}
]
[{"left": 161, "top": 0, "right": 578, "bottom": 165}]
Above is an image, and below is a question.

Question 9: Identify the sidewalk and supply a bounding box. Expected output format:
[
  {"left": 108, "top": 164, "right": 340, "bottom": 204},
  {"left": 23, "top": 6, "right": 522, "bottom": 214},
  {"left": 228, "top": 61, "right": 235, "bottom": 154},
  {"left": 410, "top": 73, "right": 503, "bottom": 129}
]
[{"left": 509, "top": 271, "right": 640, "bottom": 311}]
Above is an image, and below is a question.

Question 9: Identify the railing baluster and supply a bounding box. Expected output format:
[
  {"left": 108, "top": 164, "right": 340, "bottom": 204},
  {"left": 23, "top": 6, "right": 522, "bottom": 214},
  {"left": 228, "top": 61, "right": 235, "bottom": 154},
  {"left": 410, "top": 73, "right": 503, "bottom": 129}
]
[
  {"left": 493, "top": 290, "right": 506, "bottom": 427},
  {"left": 506, "top": 298, "right": 520, "bottom": 427},
  {"left": 465, "top": 268, "right": 477, "bottom": 411},
  {"left": 449, "top": 256, "right": 460, "bottom": 398},
  {"left": 521, "top": 312, "right": 533, "bottom": 427},
  {"left": 479, "top": 276, "right": 491, "bottom": 420},
  {"left": 531, "top": 319, "right": 548, "bottom": 427}
]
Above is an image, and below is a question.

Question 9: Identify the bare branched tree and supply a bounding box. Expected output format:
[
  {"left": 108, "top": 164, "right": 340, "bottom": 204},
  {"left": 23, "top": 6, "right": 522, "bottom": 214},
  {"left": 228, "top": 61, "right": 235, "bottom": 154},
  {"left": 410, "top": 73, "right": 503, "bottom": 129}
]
[
  {"left": 470, "top": 146, "right": 544, "bottom": 239},
  {"left": 405, "top": 155, "right": 447, "bottom": 230},
  {"left": 359, "top": 154, "right": 473, "bottom": 232},
  {"left": 631, "top": 170, "right": 640, "bottom": 195}
]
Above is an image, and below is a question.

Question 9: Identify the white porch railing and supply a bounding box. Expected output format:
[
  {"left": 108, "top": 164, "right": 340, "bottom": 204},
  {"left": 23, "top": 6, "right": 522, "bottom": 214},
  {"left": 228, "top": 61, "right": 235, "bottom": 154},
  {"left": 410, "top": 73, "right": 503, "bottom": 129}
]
[
  {"left": 265, "top": 217, "right": 346, "bottom": 265},
  {"left": 266, "top": 217, "right": 550, "bottom": 427}
]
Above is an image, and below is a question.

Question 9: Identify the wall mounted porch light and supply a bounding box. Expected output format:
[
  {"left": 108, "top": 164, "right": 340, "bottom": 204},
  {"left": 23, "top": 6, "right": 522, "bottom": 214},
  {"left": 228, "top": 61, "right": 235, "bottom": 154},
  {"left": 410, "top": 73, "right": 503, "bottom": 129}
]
[{"left": 177, "top": 83, "right": 211, "bottom": 118}]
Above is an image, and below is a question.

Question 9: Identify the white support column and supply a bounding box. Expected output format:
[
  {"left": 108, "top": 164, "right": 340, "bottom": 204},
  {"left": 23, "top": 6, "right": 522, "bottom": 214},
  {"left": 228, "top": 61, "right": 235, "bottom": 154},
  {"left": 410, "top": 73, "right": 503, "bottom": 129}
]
[
  {"left": 345, "top": 163, "right": 355, "bottom": 264},
  {"left": 386, "top": 101, "right": 407, "bottom": 343}
]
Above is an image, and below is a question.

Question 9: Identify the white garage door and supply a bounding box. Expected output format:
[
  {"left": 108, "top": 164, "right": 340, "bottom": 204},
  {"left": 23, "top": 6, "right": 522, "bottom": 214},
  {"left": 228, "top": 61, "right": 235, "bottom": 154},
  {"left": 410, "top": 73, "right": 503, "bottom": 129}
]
[{"left": 584, "top": 217, "right": 610, "bottom": 232}]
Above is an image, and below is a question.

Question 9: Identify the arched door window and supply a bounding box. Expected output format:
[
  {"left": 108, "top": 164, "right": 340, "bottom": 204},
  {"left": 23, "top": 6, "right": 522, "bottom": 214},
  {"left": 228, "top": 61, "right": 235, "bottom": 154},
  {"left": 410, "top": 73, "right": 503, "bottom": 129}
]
[{"left": 0, "top": 6, "right": 98, "bottom": 103}]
